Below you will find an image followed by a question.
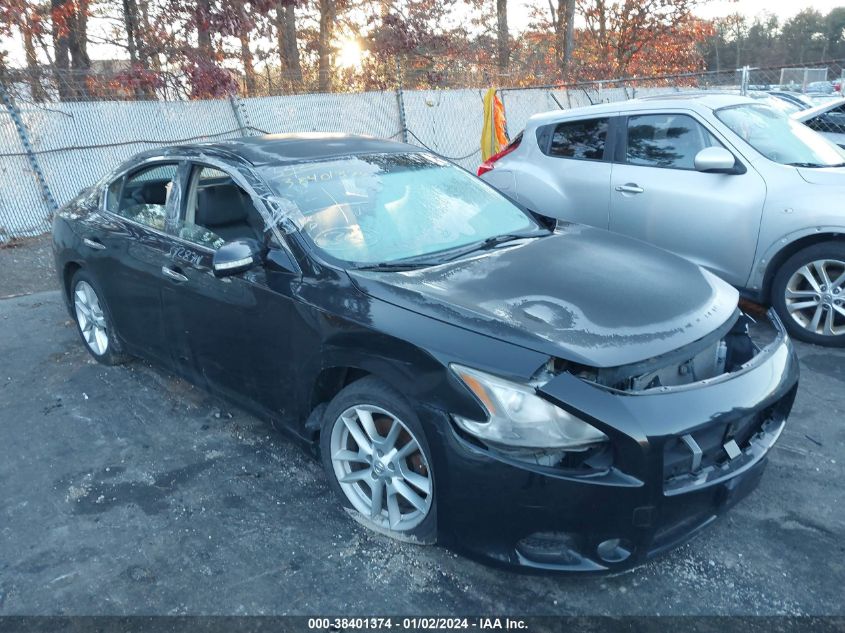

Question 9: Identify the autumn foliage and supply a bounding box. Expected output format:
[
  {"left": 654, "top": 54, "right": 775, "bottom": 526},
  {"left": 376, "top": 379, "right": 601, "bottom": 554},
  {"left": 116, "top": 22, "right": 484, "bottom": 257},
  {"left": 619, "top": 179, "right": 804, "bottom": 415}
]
[{"left": 0, "top": 0, "right": 787, "bottom": 101}]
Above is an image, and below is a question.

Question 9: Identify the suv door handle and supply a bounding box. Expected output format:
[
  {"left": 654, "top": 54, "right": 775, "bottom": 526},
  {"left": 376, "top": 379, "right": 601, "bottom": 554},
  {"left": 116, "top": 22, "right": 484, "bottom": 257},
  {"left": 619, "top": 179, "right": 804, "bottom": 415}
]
[
  {"left": 161, "top": 266, "right": 188, "bottom": 282},
  {"left": 615, "top": 183, "right": 644, "bottom": 194},
  {"left": 83, "top": 238, "right": 107, "bottom": 250}
]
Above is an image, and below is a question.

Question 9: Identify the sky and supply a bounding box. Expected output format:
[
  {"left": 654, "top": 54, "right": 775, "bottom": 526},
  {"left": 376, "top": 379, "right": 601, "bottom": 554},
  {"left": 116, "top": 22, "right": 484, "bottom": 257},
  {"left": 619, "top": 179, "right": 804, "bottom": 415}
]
[
  {"left": 510, "top": 0, "right": 844, "bottom": 33},
  {"left": 2, "top": 0, "right": 843, "bottom": 66}
]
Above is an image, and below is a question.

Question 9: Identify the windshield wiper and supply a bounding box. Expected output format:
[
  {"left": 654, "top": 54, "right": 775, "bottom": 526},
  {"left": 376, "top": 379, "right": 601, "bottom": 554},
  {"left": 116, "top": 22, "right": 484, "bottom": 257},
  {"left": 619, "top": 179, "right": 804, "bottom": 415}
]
[
  {"left": 354, "top": 261, "right": 438, "bottom": 272},
  {"left": 354, "top": 230, "right": 550, "bottom": 272},
  {"left": 481, "top": 232, "right": 543, "bottom": 247},
  {"left": 438, "top": 230, "right": 550, "bottom": 263}
]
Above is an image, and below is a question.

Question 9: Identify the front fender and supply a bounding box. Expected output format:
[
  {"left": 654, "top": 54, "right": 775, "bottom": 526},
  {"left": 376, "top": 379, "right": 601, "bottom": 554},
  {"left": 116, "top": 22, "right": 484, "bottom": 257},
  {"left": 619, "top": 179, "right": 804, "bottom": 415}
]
[
  {"left": 750, "top": 224, "right": 845, "bottom": 293},
  {"left": 292, "top": 296, "right": 550, "bottom": 432}
]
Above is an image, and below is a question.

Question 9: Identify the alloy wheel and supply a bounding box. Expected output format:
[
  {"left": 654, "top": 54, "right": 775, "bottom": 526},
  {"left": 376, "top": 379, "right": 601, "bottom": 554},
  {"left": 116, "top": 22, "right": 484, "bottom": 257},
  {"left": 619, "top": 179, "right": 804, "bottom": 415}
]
[
  {"left": 784, "top": 259, "right": 845, "bottom": 337},
  {"left": 330, "top": 404, "right": 433, "bottom": 532},
  {"left": 74, "top": 280, "right": 109, "bottom": 355}
]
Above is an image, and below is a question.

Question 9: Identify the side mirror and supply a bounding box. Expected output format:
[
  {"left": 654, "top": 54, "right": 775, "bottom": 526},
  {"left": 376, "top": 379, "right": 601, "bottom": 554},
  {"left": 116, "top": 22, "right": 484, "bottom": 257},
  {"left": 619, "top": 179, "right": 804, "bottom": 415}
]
[
  {"left": 212, "top": 238, "right": 262, "bottom": 277},
  {"left": 694, "top": 147, "right": 738, "bottom": 173}
]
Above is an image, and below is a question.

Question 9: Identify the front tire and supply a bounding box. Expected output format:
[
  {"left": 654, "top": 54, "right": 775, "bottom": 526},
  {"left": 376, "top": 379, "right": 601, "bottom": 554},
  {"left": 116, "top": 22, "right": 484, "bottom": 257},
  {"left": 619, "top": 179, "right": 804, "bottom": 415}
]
[
  {"left": 771, "top": 241, "right": 845, "bottom": 346},
  {"left": 319, "top": 376, "right": 437, "bottom": 544},
  {"left": 70, "top": 270, "right": 130, "bottom": 365}
]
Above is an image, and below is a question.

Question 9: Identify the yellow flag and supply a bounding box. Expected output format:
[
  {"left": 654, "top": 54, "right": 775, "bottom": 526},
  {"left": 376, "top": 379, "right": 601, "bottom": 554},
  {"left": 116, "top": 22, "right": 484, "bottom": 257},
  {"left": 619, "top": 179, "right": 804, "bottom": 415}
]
[{"left": 480, "top": 88, "right": 509, "bottom": 162}]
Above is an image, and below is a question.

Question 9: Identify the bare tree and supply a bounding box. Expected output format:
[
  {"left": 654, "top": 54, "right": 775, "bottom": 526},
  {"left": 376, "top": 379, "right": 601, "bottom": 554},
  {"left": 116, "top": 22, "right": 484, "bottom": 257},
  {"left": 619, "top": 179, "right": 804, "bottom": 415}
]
[
  {"left": 49, "top": 0, "right": 90, "bottom": 98},
  {"left": 317, "top": 0, "right": 336, "bottom": 91},
  {"left": 548, "top": 0, "right": 575, "bottom": 78},
  {"left": 275, "top": 0, "right": 303, "bottom": 90},
  {"left": 496, "top": 0, "right": 508, "bottom": 72}
]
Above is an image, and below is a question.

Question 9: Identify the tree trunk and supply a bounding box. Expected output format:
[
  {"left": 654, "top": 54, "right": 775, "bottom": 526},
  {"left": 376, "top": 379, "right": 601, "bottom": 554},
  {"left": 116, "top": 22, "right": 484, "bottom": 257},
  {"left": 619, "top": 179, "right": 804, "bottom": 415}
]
[
  {"left": 561, "top": 0, "right": 575, "bottom": 77},
  {"left": 597, "top": 0, "right": 608, "bottom": 70},
  {"left": 284, "top": 5, "right": 303, "bottom": 88},
  {"left": 22, "top": 22, "right": 48, "bottom": 102},
  {"left": 50, "top": 0, "right": 72, "bottom": 100},
  {"left": 122, "top": 0, "right": 140, "bottom": 64},
  {"left": 64, "top": 0, "right": 91, "bottom": 99},
  {"left": 239, "top": 30, "right": 257, "bottom": 96},
  {"left": 196, "top": 0, "right": 213, "bottom": 58},
  {"left": 496, "top": 0, "right": 509, "bottom": 73},
  {"left": 276, "top": 2, "right": 303, "bottom": 91},
  {"left": 139, "top": 0, "right": 157, "bottom": 70},
  {"left": 553, "top": 0, "right": 575, "bottom": 78},
  {"left": 318, "top": 0, "right": 336, "bottom": 92}
]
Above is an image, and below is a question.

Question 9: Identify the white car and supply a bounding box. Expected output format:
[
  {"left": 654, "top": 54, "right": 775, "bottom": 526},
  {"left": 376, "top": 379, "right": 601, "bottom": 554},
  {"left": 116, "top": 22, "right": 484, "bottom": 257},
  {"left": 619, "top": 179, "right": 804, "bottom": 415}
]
[{"left": 793, "top": 97, "right": 845, "bottom": 148}]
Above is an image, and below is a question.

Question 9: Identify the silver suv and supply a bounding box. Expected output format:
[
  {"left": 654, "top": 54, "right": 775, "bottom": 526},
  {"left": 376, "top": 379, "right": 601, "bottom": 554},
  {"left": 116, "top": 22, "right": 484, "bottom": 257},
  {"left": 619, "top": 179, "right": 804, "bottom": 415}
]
[{"left": 479, "top": 94, "right": 845, "bottom": 346}]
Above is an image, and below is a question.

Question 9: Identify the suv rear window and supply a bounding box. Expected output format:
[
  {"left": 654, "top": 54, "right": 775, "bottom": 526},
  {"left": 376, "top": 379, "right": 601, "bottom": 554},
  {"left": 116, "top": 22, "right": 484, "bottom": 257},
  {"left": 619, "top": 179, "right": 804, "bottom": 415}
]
[{"left": 539, "top": 118, "right": 609, "bottom": 160}]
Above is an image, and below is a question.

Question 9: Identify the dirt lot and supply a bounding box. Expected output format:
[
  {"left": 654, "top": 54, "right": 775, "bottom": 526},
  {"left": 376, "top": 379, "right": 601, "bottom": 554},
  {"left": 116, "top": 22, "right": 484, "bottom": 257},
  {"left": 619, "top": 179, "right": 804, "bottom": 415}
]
[
  {"left": 0, "top": 235, "right": 56, "bottom": 299},
  {"left": 0, "top": 240, "right": 843, "bottom": 616}
]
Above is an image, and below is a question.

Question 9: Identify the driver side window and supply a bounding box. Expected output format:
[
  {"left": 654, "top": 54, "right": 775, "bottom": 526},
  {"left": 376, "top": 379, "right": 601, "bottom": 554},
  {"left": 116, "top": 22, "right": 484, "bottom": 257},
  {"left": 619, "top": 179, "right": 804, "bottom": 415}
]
[{"left": 176, "top": 166, "right": 266, "bottom": 250}]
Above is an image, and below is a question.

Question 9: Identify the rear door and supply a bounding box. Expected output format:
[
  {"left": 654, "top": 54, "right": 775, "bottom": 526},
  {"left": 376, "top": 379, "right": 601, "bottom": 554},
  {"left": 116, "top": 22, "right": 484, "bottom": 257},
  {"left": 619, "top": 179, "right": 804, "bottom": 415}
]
[
  {"left": 608, "top": 111, "right": 766, "bottom": 287},
  {"left": 516, "top": 116, "right": 615, "bottom": 228},
  {"left": 81, "top": 160, "right": 183, "bottom": 365}
]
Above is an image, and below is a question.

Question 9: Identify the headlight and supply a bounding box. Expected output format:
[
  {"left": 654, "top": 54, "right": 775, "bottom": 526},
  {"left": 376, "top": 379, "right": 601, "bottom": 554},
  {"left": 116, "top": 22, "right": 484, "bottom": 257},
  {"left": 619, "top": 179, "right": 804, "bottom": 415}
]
[{"left": 450, "top": 364, "right": 608, "bottom": 450}]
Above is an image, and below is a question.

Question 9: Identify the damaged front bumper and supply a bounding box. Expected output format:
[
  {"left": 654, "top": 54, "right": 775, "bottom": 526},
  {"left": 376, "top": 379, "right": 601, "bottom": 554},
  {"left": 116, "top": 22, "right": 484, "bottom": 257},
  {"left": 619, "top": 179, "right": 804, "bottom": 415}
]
[{"left": 425, "top": 311, "right": 799, "bottom": 572}]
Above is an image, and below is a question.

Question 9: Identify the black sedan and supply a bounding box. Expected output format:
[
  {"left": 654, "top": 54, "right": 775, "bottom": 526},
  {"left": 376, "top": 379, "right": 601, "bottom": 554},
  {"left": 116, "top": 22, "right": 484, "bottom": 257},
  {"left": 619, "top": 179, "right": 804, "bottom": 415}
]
[{"left": 52, "top": 134, "right": 798, "bottom": 572}]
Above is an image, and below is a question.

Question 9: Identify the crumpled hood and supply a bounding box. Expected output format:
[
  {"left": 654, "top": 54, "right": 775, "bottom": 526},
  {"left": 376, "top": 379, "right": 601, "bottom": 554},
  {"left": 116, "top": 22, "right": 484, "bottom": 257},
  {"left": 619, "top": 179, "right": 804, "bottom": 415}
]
[
  {"left": 347, "top": 224, "right": 739, "bottom": 368},
  {"left": 796, "top": 166, "right": 845, "bottom": 186}
]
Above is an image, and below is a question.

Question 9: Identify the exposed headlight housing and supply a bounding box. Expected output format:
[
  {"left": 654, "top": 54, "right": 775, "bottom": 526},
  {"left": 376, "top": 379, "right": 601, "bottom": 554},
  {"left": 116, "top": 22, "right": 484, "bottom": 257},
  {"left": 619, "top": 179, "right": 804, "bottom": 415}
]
[{"left": 450, "top": 364, "right": 608, "bottom": 451}]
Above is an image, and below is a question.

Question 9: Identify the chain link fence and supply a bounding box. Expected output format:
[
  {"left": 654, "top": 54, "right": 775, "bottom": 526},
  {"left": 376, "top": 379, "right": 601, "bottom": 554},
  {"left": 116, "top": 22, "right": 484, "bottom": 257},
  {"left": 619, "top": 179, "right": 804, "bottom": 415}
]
[{"left": 2, "top": 59, "right": 844, "bottom": 242}]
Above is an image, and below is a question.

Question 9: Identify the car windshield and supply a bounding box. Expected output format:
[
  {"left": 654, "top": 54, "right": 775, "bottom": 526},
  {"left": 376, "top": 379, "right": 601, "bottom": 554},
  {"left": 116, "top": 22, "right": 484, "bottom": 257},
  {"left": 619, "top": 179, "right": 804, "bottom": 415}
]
[
  {"left": 258, "top": 152, "right": 539, "bottom": 266},
  {"left": 715, "top": 103, "right": 845, "bottom": 167}
]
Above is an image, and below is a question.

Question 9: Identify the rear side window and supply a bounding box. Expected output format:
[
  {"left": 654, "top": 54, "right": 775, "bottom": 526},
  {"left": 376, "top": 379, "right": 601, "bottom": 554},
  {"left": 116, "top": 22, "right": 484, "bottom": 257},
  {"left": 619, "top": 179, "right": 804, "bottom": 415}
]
[
  {"left": 545, "top": 118, "right": 609, "bottom": 160},
  {"left": 626, "top": 114, "right": 719, "bottom": 170},
  {"left": 114, "top": 163, "right": 179, "bottom": 230}
]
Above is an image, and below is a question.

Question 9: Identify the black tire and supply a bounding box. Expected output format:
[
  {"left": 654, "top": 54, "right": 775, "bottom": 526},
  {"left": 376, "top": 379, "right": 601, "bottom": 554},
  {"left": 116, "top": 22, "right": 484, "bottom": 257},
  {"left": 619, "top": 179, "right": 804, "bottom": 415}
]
[
  {"left": 771, "top": 241, "right": 845, "bottom": 346},
  {"left": 69, "top": 269, "right": 131, "bottom": 365},
  {"left": 319, "top": 376, "right": 437, "bottom": 544}
]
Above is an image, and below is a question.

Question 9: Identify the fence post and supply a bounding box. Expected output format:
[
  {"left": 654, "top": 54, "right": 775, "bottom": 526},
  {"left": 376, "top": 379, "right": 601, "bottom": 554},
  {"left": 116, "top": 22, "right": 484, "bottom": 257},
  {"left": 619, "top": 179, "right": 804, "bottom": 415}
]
[
  {"left": 740, "top": 65, "right": 750, "bottom": 96},
  {"left": 548, "top": 90, "right": 565, "bottom": 110},
  {"left": 228, "top": 94, "right": 251, "bottom": 136},
  {"left": 0, "top": 81, "right": 58, "bottom": 214},
  {"left": 395, "top": 58, "right": 409, "bottom": 144}
]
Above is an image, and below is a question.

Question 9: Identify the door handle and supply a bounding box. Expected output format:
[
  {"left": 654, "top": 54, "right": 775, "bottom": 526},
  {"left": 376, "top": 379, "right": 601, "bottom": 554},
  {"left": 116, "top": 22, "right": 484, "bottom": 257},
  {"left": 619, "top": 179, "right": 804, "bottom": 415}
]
[
  {"left": 83, "top": 238, "right": 107, "bottom": 250},
  {"left": 161, "top": 266, "right": 188, "bottom": 282},
  {"left": 615, "top": 183, "right": 644, "bottom": 194}
]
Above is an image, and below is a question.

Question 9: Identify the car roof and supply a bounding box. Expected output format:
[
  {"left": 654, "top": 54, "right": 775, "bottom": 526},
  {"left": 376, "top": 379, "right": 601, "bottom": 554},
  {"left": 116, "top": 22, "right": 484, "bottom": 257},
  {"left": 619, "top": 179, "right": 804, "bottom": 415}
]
[
  {"left": 792, "top": 97, "right": 845, "bottom": 121},
  {"left": 528, "top": 93, "right": 758, "bottom": 126},
  {"left": 137, "top": 133, "right": 422, "bottom": 167}
]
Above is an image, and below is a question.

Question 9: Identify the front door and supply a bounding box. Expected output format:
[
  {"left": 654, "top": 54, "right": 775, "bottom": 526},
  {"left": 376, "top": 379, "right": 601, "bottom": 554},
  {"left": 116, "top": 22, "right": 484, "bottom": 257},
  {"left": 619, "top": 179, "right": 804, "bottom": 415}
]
[
  {"left": 608, "top": 112, "right": 766, "bottom": 287},
  {"left": 160, "top": 163, "right": 303, "bottom": 419}
]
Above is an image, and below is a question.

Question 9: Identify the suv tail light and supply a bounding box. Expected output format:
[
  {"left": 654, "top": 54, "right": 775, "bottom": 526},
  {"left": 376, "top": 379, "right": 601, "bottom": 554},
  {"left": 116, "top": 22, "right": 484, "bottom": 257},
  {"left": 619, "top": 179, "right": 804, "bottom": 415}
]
[{"left": 477, "top": 134, "right": 522, "bottom": 176}]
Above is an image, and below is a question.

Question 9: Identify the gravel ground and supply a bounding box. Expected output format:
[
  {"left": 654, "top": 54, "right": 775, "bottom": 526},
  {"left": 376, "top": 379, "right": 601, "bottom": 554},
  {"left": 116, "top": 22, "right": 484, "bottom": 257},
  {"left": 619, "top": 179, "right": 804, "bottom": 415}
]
[
  {"left": 0, "top": 235, "right": 55, "bottom": 299},
  {"left": 0, "top": 240, "right": 843, "bottom": 616}
]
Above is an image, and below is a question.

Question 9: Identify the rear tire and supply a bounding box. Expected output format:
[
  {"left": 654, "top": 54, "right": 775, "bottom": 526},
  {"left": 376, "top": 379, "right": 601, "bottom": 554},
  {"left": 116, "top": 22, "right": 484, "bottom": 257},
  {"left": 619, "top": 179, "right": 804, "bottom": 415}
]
[
  {"left": 771, "top": 241, "right": 845, "bottom": 346},
  {"left": 319, "top": 376, "right": 437, "bottom": 544},
  {"left": 70, "top": 270, "right": 131, "bottom": 365}
]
